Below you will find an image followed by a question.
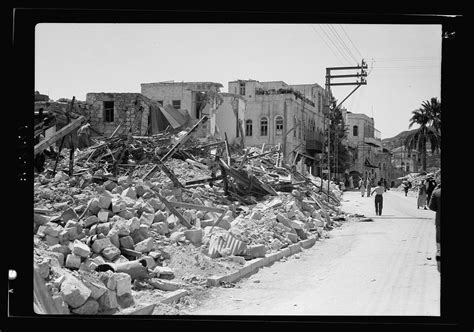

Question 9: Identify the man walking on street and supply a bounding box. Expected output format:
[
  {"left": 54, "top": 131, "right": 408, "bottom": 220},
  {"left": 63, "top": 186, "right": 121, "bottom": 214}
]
[
  {"left": 371, "top": 180, "right": 385, "bottom": 216},
  {"left": 429, "top": 171, "right": 441, "bottom": 273}
]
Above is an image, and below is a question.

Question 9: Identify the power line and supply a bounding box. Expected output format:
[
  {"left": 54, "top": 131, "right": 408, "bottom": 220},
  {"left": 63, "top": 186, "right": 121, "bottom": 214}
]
[
  {"left": 324, "top": 24, "right": 355, "bottom": 64},
  {"left": 309, "top": 25, "right": 345, "bottom": 66},
  {"left": 327, "top": 25, "right": 358, "bottom": 63},
  {"left": 339, "top": 25, "right": 364, "bottom": 59},
  {"left": 319, "top": 25, "right": 352, "bottom": 65}
]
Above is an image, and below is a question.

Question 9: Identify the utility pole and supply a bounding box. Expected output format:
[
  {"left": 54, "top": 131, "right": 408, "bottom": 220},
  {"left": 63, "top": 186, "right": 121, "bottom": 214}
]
[{"left": 324, "top": 59, "right": 367, "bottom": 201}]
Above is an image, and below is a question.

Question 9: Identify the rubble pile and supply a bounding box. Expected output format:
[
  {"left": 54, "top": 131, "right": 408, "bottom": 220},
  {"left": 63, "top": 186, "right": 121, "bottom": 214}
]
[{"left": 34, "top": 118, "right": 352, "bottom": 315}]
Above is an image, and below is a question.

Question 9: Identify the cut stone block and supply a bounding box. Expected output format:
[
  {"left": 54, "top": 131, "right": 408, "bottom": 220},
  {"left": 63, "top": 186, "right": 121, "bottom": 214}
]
[
  {"left": 119, "top": 236, "right": 135, "bottom": 250},
  {"left": 104, "top": 180, "right": 117, "bottom": 191},
  {"left": 114, "top": 273, "right": 132, "bottom": 296},
  {"left": 72, "top": 239, "right": 91, "bottom": 258},
  {"left": 102, "top": 245, "right": 121, "bottom": 261},
  {"left": 289, "top": 219, "right": 305, "bottom": 230},
  {"left": 60, "top": 275, "right": 91, "bottom": 308},
  {"left": 250, "top": 211, "right": 263, "bottom": 220},
  {"left": 71, "top": 299, "right": 99, "bottom": 315},
  {"left": 121, "top": 187, "right": 137, "bottom": 200},
  {"left": 79, "top": 258, "right": 98, "bottom": 272},
  {"left": 151, "top": 222, "right": 168, "bottom": 235},
  {"left": 118, "top": 210, "right": 134, "bottom": 220},
  {"left": 148, "top": 198, "right": 162, "bottom": 211},
  {"left": 153, "top": 210, "right": 166, "bottom": 223},
  {"left": 98, "top": 289, "right": 119, "bottom": 310},
  {"left": 96, "top": 222, "right": 110, "bottom": 235},
  {"left": 88, "top": 198, "right": 101, "bottom": 215},
  {"left": 169, "top": 231, "right": 186, "bottom": 243},
  {"left": 92, "top": 238, "right": 112, "bottom": 253},
  {"left": 287, "top": 232, "right": 298, "bottom": 243},
  {"left": 65, "top": 254, "right": 82, "bottom": 269},
  {"left": 134, "top": 237, "right": 154, "bottom": 253},
  {"left": 139, "top": 212, "right": 154, "bottom": 226},
  {"left": 52, "top": 294, "right": 70, "bottom": 314},
  {"left": 276, "top": 213, "right": 292, "bottom": 228},
  {"left": 84, "top": 215, "right": 99, "bottom": 228},
  {"left": 153, "top": 266, "right": 175, "bottom": 279},
  {"left": 45, "top": 235, "right": 60, "bottom": 246},
  {"left": 243, "top": 244, "right": 267, "bottom": 258},
  {"left": 183, "top": 228, "right": 203, "bottom": 245},
  {"left": 107, "top": 231, "right": 120, "bottom": 249},
  {"left": 49, "top": 252, "right": 65, "bottom": 267},
  {"left": 97, "top": 211, "right": 109, "bottom": 223},
  {"left": 295, "top": 228, "right": 308, "bottom": 240},
  {"left": 111, "top": 197, "right": 127, "bottom": 214},
  {"left": 61, "top": 208, "right": 78, "bottom": 223},
  {"left": 125, "top": 217, "right": 140, "bottom": 233},
  {"left": 98, "top": 193, "right": 113, "bottom": 209}
]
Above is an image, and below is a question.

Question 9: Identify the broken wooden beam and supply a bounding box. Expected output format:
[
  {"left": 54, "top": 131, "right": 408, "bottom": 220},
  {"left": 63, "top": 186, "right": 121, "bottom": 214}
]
[
  {"left": 224, "top": 132, "right": 231, "bottom": 166},
  {"left": 34, "top": 116, "right": 86, "bottom": 156},
  {"left": 142, "top": 115, "right": 208, "bottom": 180},
  {"left": 184, "top": 175, "right": 224, "bottom": 186},
  {"left": 153, "top": 191, "right": 192, "bottom": 229}
]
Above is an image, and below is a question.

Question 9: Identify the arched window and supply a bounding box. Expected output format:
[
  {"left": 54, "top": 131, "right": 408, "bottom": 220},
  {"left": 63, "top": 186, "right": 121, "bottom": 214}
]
[
  {"left": 275, "top": 116, "right": 283, "bottom": 136},
  {"left": 353, "top": 125, "right": 359, "bottom": 136},
  {"left": 260, "top": 117, "right": 268, "bottom": 136},
  {"left": 245, "top": 119, "right": 253, "bottom": 136}
]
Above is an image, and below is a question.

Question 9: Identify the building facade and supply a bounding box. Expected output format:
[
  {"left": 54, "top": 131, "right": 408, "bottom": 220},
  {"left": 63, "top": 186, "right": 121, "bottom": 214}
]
[
  {"left": 227, "top": 79, "right": 327, "bottom": 174},
  {"left": 85, "top": 93, "right": 158, "bottom": 137},
  {"left": 342, "top": 109, "right": 391, "bottom": 183}
]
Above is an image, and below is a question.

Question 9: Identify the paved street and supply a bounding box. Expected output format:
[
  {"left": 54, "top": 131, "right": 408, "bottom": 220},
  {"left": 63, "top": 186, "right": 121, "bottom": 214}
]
[{"left": 187, "top": 189, "right": 440, "bottom": 316}]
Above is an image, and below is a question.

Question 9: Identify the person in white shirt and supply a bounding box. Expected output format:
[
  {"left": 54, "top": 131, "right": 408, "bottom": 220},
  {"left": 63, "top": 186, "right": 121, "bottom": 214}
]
[{"left": 370, "top": 181, "right": 385, "bottom": 216}]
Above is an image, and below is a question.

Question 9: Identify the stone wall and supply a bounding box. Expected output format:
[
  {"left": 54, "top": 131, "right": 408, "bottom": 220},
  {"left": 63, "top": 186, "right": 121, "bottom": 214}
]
[{"left": 85, "top": 93, "right": 152, "bottom": 137}]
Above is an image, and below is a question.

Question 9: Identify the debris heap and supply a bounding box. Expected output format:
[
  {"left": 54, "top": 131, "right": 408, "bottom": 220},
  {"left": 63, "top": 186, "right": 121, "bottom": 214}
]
[{"left": 34, "top": 116, "right": 351, "bottom": 315}]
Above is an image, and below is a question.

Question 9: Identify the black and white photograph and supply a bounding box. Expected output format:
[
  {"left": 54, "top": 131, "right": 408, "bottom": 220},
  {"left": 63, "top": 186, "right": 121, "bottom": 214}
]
[{"left": 9, "top": 9, "right": 465, "bottom": 326}]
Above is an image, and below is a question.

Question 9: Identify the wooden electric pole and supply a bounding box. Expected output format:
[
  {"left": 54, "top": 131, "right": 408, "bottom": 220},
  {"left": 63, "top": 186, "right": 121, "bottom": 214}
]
[{"left": 324, "top": 59, "right": 367, "bottom": 201}]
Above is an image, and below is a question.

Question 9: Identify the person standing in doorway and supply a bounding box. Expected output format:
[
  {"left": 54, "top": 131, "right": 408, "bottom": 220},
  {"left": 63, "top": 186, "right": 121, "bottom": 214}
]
[
  {"left": 371, "top": 180, "right": 385, "bottom": 216},
  {"left": 428, "top": 171, "right": 441, "bottom": 273},
  {"left": 359, "top": 178, "right": 366, "bottom": 197}
]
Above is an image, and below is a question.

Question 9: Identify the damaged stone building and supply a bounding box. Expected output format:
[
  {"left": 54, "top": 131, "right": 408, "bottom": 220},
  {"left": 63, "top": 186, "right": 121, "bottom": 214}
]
[
  {"left": 226, "top": 79, "right": 327, "bottom": 175},
  {"left": 342, "top": 109, "right": 392, "bottom": 183}
]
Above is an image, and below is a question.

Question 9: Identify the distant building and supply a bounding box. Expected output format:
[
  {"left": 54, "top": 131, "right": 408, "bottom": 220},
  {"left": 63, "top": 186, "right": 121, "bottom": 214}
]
[{"left": 342, "top": 109, "right": 391, "bottom": 183}]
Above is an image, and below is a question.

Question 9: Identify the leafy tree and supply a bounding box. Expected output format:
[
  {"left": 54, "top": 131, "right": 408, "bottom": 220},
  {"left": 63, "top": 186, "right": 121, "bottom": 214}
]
[{"left": 404, "top": 98, "right": 441, "bottom": 172}]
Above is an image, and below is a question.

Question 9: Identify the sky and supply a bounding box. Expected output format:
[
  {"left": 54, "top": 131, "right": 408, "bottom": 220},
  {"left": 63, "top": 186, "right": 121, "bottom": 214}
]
[{"left": 35, "top": 23, "right": 442, "bottom": 139}]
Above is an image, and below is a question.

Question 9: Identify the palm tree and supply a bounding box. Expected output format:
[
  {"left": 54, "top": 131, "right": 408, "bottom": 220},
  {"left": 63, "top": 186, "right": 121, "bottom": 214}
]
[{"left": 404, "top": 98, "right": 441, "bottom": 172}]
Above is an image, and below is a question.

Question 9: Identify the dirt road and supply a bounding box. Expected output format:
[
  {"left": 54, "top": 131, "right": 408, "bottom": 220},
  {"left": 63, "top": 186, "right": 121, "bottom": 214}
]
[{"left": 185, "top": 189, "right": 440, "bottom": 316}]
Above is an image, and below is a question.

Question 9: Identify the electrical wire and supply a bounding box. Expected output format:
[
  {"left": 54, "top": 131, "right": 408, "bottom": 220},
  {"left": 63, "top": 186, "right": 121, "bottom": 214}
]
[
  {"left": 339, "top": 25, "right": 364, "bottom": 60},
  {"left": 319, "top": 25, "right": 352, "bottom": 65},
  {"left": 327, "top": 25, "right": 358, "bottom": 63},
  {"left": 308, "top": 24, "right": 345, "bottom": 66}
]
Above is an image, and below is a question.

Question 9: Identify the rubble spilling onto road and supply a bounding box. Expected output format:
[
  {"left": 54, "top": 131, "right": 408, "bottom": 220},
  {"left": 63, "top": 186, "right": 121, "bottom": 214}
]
[{"left": 34, "top": 117, "right": 357, "bottom": 315}]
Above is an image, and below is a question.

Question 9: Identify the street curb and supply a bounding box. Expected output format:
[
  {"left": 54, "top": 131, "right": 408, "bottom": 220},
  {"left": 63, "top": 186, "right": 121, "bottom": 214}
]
[
  {"left": 159, "top": 289, "right": 189, "bottom": 304},
  {"left": 206, "top": 234, "right": 319, "bottom": 287}
]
